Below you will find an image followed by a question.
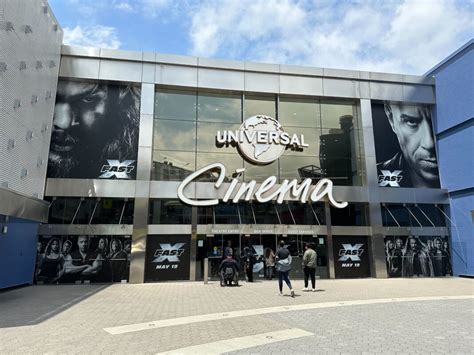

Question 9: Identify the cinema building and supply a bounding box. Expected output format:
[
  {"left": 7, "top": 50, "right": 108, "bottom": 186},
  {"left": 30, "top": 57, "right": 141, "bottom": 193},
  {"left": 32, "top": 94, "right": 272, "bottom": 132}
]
[{"left": 1, "top": 2, "right": 472, "bottom": 288}]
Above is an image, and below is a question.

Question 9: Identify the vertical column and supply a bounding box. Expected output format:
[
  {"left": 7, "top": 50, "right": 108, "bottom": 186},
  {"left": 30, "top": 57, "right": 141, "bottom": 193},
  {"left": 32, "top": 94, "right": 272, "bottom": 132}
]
[
  {"left": 324, "top": 202, "right": 335, "bottom": 279},
  {"left": 359, "top": 99, "right": 387, "bottom": 278},
  {"left": 129, "top": 82, "right": 155, "bottom": 283},
  {"left": 189, "top": 206, "right": 198, "bottom": 281}
]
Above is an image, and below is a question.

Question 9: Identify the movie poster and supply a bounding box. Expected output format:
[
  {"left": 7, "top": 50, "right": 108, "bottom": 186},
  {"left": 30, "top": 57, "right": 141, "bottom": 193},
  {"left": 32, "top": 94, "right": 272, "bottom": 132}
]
[
  {"left": 384, "top": 236, "right": 452, "bottom": 277},
  {"left": 333, "top": 236, "right": 370, "bottom": 278},
  {"left": 47, "top": 81, "right": 141, "bottom": 179},
  {"left": 371, "top": 103, "right": 440, "bottom": 188},
  {"left": 145, "top": 235, "right": 191, "bottom": 282},
  {"left": 35, "top": 235, "right": 131, "bottom": 284}
]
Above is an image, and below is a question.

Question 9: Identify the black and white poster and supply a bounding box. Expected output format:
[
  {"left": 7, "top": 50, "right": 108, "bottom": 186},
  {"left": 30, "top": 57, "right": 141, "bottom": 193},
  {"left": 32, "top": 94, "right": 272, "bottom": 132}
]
[
  {"left": 371, "top": 103, "right": 440, "bottom": 188},
  {"left": 35, "top": 235, "right": 131, "bottom": 284},
  {"left": 145, "top": 235, "right": 190, "bottom": 282},
  {"left": 333, "top": 236, "right": 370, "bottom": 278},
  {"left": 47, "top": 80, "right": 141, "bottom": 179},
  {"left": 384, "top": 236, "right": 452, "bottom": 277}
]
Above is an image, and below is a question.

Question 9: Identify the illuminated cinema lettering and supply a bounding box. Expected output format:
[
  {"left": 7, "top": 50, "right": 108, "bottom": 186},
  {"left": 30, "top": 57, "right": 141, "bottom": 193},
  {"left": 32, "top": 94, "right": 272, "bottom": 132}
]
[{"left": 177, "top": 163, "right": 348, "bottom": 208}]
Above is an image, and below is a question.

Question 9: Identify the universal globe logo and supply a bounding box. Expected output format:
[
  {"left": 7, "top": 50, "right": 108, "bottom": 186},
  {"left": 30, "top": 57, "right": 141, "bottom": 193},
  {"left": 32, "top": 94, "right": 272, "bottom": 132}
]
[{"left": 216, "top": 115, "right": 308, "bottom": 165}]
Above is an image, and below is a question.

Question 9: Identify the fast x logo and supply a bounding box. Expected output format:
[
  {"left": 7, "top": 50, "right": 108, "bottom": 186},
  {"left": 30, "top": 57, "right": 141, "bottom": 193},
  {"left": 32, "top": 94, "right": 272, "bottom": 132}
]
[
  {"left": 378, "top": 170, "right": 403, "bottom": 187},
  {"left": 338, "top": 243, "right": 364, "bottom": 261},
  {"left": 152, "top": 243, "right": 185, "bottom": 263},
  {"left": 99, "top": 160, "right": 135, "bottom": 179}
]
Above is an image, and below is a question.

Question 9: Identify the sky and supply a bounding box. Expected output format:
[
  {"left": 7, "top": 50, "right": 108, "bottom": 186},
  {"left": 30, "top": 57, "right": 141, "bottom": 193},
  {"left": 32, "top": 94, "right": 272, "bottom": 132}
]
[{"left": 48, "top": 0, "right": 474, "bottom": 75}]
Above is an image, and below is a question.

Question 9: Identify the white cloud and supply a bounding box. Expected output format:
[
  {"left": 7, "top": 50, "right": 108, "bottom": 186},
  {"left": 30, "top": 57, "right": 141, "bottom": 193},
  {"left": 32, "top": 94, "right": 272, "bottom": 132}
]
[
  {"left": 63, "top": 25, "right": 121, "bottom": 49},
  {"left": 114, "top": 1, "right": 135, "bottom": 13},
  {"left": 189, "top": 0, "right": 474, "bottom": 74}
]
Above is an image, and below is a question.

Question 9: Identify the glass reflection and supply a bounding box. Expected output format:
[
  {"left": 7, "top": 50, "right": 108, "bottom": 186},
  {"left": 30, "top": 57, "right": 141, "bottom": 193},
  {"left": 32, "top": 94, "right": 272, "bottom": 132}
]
[
  {"left": 155, "top": 90, "right": 197, "bottom": 121},
  {"left": 279, "top": 98, "right": 320, "bottom": 127},
  {"left": 152, "top": 150, "right": 195, "bottom": 181},
  {"left": 154, "top": 120, "right": 196, "bottom": 151},
  {"left": 245, "top": 96, "right": 275, "bottom": 118},
  {"left": 320, "top": 102, "right": 356, "bottom": 129},
  {"left": 279, "top": 155, "right": 321, "bottom": 181},
  {"left": 198, "top": 92, "right": 241, "bottom": 123},
  {"left": 244, "top": 160, "right": 278, "bottom": 182},
  {"left": 282, "top": 126, "right": 320, "bottom": 156},
  {"left": 330, "top": 203, "right": 369, "bottom": 226},
  {"left": 197, "top": 122, "right": 239, "bottom": 153},
  {"left": 149, "top": 199, "right": 192, "bottom": 224},
  {"left": 196, "top": 152, "right": 243, "bottom": 182}
]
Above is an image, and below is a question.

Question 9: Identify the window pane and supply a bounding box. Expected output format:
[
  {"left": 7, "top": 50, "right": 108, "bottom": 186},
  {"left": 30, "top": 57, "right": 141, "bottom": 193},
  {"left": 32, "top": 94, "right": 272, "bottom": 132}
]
[
  {"left": 277, "top": 202, "right": 325, "bottom": 225},
  {"left": 330, "top": 203, "right": 369, "bottom": 226},
  {"left": 149, "top": 199, "right": 191, "bottom": 224},
  {"left": 244, "top": 160, "right": 278, "bottom": 182},
  {"left": 74, "top": 199, "right": 98, "bottom": 224},
  {"left": 245, "top": 96, "right": 275, "bottom": 118},
  {"left": 91, "top": 199, "right": 128, "bottom": 224},
  {"left": 253, "top": 203, "right": 280, "bottom": 224},
  {"left": 282, "top": 126, "right": 320, "bottom": 156},
  {"left": 418, "top": 204, "right": 446, "bottom": 226},
  {"left": 279, "top": 98, "right": 320, "bottom": 127},
  {"left": 155, "top": 90, "right": 196, "bottom": 121},
  {"left": 154, "top": 119, "right": 196, "bottom": 151},
  {"left": 198, "top": 92, "right": 241, "bottom": 123},
  {"left": 320, "top": 102, "right": 356, "bottom": 129},
  {"left": 48, "top": 198, "right": 81, "bottom": 224},
  {"left": 382, "top": 204, "right": 411, "bottom": 227},
  {"left": 152, "top": 150, "right": 195, "bottom": 181},
  {"left": 197, "top": 122, "right": 239, "bottom": 153},
  {"left": 279, "top": 155, "right": 321, "bottom": 181},
  {"left": 215, "top": 203, "right": 240, "bottom": 224},
  {"left": 196, "top": 152, "right": 243, "bottom": 182}
]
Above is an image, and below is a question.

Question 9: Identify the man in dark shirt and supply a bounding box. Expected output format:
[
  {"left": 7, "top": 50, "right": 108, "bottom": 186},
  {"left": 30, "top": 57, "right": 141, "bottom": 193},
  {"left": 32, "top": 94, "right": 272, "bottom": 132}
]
[
  {"left": 219, "top": 253, "right": 239, "bottom": 286},
  {"left": 64, "top": 235, "right": 103, "bottom": 283}
]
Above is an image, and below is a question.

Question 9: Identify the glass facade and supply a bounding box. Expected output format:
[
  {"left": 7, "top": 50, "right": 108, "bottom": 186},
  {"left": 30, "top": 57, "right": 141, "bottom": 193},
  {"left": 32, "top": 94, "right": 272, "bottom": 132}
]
[
  {"left": 382, "top": 204, "right": 446, "bottom": 227},
  {"left": 47, "top": 198, "right": 134, "bottom": 224},
  {"left": 152, "top": 89, "right": 363, "bottom": 185}
]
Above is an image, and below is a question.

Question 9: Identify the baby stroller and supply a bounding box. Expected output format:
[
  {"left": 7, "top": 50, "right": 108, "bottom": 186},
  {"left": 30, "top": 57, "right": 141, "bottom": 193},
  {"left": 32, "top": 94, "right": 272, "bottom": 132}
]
[{"left": 220, "top": 262, "right": 239, "bottom": 287}]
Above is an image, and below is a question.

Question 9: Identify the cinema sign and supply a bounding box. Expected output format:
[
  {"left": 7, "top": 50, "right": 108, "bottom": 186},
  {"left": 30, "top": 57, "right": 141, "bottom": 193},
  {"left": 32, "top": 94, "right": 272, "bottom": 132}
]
[{"left": 177, "top": 115, "right": 348, "bottom": 209}]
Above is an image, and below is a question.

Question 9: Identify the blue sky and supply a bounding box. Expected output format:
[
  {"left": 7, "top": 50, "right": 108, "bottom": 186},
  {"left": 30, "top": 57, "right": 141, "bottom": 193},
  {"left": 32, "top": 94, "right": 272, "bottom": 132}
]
[{"left": 49, "top": 0, "right": 473, "bottom": 75}]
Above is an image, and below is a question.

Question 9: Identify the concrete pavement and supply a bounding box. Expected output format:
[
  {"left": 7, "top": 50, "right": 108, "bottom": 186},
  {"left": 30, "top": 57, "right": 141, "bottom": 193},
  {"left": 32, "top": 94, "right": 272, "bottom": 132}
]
[{"left": 0, "top": 278, "right": 473, "bottom": 354}]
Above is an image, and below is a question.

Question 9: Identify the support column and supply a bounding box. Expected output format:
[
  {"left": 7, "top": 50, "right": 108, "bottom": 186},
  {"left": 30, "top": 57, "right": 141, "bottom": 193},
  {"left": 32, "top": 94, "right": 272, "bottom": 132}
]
[
  {"left": 359, "top": 99, "right": 387, "bottom": 278},
  {"left": 324, "top": 202, "right": 335, "bottom": 279},
  {"left": 130, "top": 83, "right": 154, "bottom": 283},
  {"left": 189, "top": 206, "right": 198, "bottom": 281}
]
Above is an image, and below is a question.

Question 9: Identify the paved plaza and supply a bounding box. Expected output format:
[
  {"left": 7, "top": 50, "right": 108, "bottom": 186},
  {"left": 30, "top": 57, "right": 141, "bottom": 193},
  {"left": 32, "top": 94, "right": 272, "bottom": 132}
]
[{"left": 0, "top": 278, "right": 473, "bottom": 354}]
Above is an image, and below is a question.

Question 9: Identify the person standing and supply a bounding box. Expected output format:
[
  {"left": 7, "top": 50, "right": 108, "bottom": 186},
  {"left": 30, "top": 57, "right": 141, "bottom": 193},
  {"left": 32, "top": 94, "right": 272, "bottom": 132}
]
[
  {"left": 275, "top": 241, "right": 294, "bottom": 297},
  {"left": 243, "top": 247, "right": 255, "bottom": 282},
  {"left": 301, "top": 243, "right": 317, "bottom": 292},
  {"left": 264, "top": 247, "right": 275, "bottom": 280}
]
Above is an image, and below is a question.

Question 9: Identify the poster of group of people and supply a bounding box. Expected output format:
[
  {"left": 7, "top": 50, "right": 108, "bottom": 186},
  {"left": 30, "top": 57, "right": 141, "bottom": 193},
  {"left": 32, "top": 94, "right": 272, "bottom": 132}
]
[
  {"left": 35, "top": 235, "right": 131, "bottom": 284},
  {"left": 384, "top": 236, "right": 452, "bottom": 277}
]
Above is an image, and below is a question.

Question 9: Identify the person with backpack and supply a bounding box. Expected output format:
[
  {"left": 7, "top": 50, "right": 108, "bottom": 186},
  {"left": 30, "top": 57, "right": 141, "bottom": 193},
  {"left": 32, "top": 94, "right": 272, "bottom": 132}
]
[
  {"left": 302, "top": 243, "right": 317, "bottom": 292},
  {"left": 275, "top": 241, "right": 294, "bottom": 297}
]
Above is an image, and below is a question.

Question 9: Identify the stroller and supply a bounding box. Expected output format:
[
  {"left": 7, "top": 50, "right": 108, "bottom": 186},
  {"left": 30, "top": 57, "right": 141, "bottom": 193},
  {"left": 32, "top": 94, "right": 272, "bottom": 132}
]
[{"left": 219, "top": 260, "right": 239, "bottom": 287}]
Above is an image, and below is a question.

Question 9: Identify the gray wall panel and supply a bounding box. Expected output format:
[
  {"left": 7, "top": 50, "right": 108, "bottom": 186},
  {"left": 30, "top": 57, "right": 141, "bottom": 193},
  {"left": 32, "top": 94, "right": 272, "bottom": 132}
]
[
  {"left": 155, "top": 64, "right": 197, "bottom": 87},
  {"left": 369, "top": 82, "right": 404, "bottom": 102},
  {"left": 100, "top": 48, "right": 142, "bottom": 61},
  {"left": 244, "top": 72, "right": 279, "bottom": 93},
  {"left": 280, "top": 75, "right": 323, "bottom": 96},
  {"left": 61, "top": 45, "right": 100, "bottom": 57},
  {"left": 59, "top": 57, "right": 99, "bottom": 79},
  {"left": 45, "top": 179, "right": 136, "bottom": 197},
  {"left": 199, "top": 57, "right": 244, "bottom": 70},
  {"left": 323, "top": 78, "right": 360, "bottom": 98},
  {"left": 99, "top": 59, "right": 142, "bottom": 82},
  {"left": 280, "top": 64, "right": 323, "bottom": 76},
  {"left": 198, "top": 68, "right": 244, "bottom": 91},
  {"left": 142, "top": 63, "right": 155, "bottom": 83},
  {"left": 136, "top": 146, "right": 152, "bottom": 181},
  {"left": 148, "top": 225, "right": 192, "bottom": 234},
  {"left": 38, "top": 224, "right": 133, "bottom": 235},
  {"left": 402, "top": 84, "right": 436, "bottom": 104},
  {"left": 245, "top": 61, "right": 279, "bottom": 73},
  {"left": 138, "top": 114, "right": 154, "bottom": 147},
  {"left": 140, "top": 83, "right": 155, "bottom": 115}
]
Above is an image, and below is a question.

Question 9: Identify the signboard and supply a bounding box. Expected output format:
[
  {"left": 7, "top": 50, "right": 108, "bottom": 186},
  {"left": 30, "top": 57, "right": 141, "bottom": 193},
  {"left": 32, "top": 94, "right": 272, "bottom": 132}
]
[
  {"left": 47, "top": 80, "right": 141, "bottom": 179},
  {"left": 384, "top": 236, "right": 452, "bottom": 277},
  {"left": 145, "top": 235, "right": 190, "bottom": 282},
  {"left": 371, "top": 103, "right": 440, "bottom": 188},
  {"left": 333, "top": 236, "right": 370, "bottom": 278},
  {"left": 35, "top": 235, "right": 131, "bottom": 284}
]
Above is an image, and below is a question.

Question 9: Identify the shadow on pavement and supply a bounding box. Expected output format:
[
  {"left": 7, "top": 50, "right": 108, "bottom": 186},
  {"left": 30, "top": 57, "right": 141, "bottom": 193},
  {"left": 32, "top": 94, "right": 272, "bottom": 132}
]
[{"left": 0, "top": 284, "right": 109, "bottom": 328}]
